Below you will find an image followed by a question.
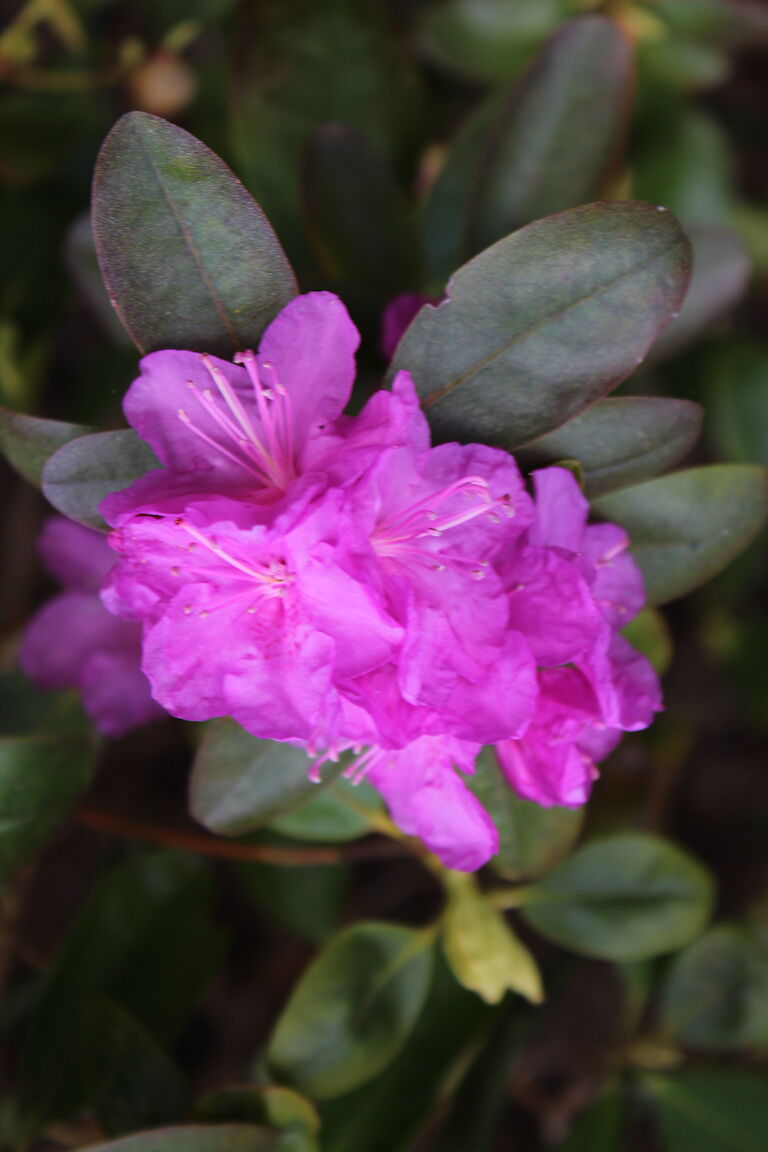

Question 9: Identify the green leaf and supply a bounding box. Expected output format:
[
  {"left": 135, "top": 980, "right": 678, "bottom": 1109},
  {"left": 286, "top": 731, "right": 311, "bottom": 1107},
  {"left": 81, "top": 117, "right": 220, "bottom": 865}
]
[
  {"left": 521, "top": 833, "right": 713, "bottom": 961},
  {"left": 659, "top": 925, "right": 768, "bottom": 1050},
  {"left": 23, "top": 850, "right": 225, "bottom": 1125},
  {"left": 0, "top": 406, "right": 91, "bottom": 488},
  {"left": 230, "top": 0, "right": 413, "bottom": 268},
  {"left": 465, "top": 16, "right": 634, "bottom": 255},
  {"left": 621, "top": 607, "right": 673, "bottom": 676},
  {"left": 633, "top": 110, "right": 733, "bottom": 228},
  {"left": 517, "top": 397, "right": 702, "bottom": 498},
  {"left": 189, "top": 720, "right": 339, "bottom": 837},
  {"left": 593, "top": 465, "right": 768, "bottom": 605},
  {"left": 41, "top": 429, "right": 159, "bottom": 531},
  {"left": 268, "top": 922, "right": 433, "bottom": 1099},
  {"left": 559, "top": 1082, "right": 624, "bottom": 1151},
  {"left": 390, "top": 201, "right": 691, "bottom": 447},
  {"left": 92, "top": 112, "right": 297, "bottom": 356},
  {"left": 239, "top": 858, "right": 348, "bottom": 944},
  {"left": 705, "top": 339, "right": 768, "bottom": 467},
  {"left": 197, "top": 1086, "right": 319, "bottom": 1152},
  {"left": 0, "top": 735, "right": 93, "bottom": 882},
  {"left": 442, "top": 872, "right": 543, "bottom": 1004},
  {"left": 420, "top": 0, "right": 562, "bottom": 82},
  {"left": 81, "top": 997, "right": 190, "bottom": 1136},
  {"left": 469, "top": 748, "right": 583, "bottom": 881},
  {"left": 643, "top": 1069, "right": 768, "bottom": 1152},
  {"left": 271, "top": 777, "right": 382, "bottom": 844},
  {"left": 84, "top": 1126, "right": 284, "bottom": 1152},
  {"left": 303, "top": 123, "right": 420, "bottom": 314},
  {"left": 318, "top": 954, "right": 490, "bottom": 1152},
  {"left": 648, "top": 226, "right": 750, "bottom": 364}
]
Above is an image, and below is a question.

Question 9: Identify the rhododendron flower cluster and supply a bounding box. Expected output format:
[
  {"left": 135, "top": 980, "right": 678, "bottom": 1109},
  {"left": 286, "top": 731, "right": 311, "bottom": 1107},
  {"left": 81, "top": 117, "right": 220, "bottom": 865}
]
[{"left": 90, "top": 291, "right": 659, "bottom": 870}]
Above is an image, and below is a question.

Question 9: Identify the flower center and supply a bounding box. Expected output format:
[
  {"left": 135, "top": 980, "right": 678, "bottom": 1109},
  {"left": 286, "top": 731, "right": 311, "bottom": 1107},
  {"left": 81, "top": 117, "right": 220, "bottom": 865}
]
[
  {"left": 176, "top": 351, "right": 296, "bottom": 492},
  {"left": 171, "top": 516, "right": 293, "bottom": 616},
  {"left": 371, "top": 476, "right": 513, "bottom": 579}
]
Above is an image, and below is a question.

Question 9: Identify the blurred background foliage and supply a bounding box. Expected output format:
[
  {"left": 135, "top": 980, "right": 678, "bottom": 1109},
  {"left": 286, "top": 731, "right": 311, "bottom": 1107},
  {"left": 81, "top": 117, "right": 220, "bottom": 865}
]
[{"left": 2, "top": 1, "right": 768, "bottom": 1149}]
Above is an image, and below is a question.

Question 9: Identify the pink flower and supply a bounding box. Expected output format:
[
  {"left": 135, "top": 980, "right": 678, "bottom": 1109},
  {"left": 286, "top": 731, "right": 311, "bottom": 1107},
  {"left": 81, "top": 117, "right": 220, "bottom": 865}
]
[
  {"left": 20, "top": 518, "right": 164, "bottom": 738},
  {"left": 99, "top": 292, "right": 661, "bottom": 870},
  {"left": 380, "top": 292, "right": 434, "bottom": 360}
]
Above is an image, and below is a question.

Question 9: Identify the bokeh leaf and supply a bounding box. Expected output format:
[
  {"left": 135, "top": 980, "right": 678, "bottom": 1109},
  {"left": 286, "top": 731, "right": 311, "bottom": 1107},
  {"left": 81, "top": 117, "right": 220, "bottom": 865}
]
[
  {"left": 0, "top": 735, "right": 93, "bottom": 882},
  {"left": 659, "top": 925, "right": 768, "bottom": 1051},
  {"left": 465, "top": 16, "right": 634, "bottom": 254},
  {"left": 420, "top": 0, "right": 563, "bottom": 82},
  {"left": 468, "top": 748, "right": 583, "bottom": 880},
  {"left": 92, "top": 112, "right": 297, "bottom": 356},
  {"left": 442, "top": 872, "right": 543, "bottom": 1004},
  {"left": 268, "top": 922, "right": 433, "bottom": 1099},
  {"left": 705, "top": 339, "right": 768, "bottom": 466},
  {"left": 270, "top": 778, "right": 381, "bottom": 844},
  {"left": 41, "top": 429, "right": 159, "bottom": 531},
  {"left": 593, "top": 465, "right": 768, "bottom": 605},
  {"left": 517, "top": 397, "right": 703, "bottom": 498},
  {"left": 391, "top": 201, "right": 691, "bottom": 447},
  {"left": 521, "top": 833, "right": 713, "bottom": 961},
  {"left": 84, "top": 1126, "right": 285, "bottom": 1152},
  {"left": 0, "top": 406, "right": 91, "bottom": 488},
  {"left": 643, "top": 1069, "right": 768, "bottom": 1152},
  {"left": 196, "top": 1085, "right": 319, "bottom": 1152}
]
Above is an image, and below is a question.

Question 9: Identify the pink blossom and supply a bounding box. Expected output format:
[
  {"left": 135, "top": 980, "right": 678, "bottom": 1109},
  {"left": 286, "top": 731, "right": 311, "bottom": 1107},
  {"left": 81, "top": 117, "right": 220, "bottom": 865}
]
[
  {"left": 20, "top": 518, "right": 163, "bottom": 737},
  {"left": 99, "top": 292, "right": 661, "bottom": 870}
]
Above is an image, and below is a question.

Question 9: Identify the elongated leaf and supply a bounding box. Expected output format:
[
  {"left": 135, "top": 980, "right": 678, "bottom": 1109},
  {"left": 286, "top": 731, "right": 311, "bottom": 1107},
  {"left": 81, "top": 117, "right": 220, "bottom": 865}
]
[
  {"left": 271, "top": 778, "right": 380, "bottom": 844},
  {"left": 41, "top": 429, "right": 159, "bottom": 531},
  {"left": 643, "top": 1070, "right": 768, "bottom": 1152},
  {"left": 442, "top": 872, "right": 543, "bottom": 1004},
  {"left": 268, "top": 922, "right": 433, "bottom": 1099},
  {"left": 521, "top": 833, "right": 713, "bottom": 961},
  {"left": 705, "top": 339, "right": 768, "bottom": 467},
  {"left": 468, "top": 748, "right": 583, "bottom": 880},
  {"left": 466, "top": 16, "right": 634, "bottom": 254},
  {"left": 0, "top": 735, "right": 93, "bottom": 882},
  {"left": 190, "top": 719, "right": 334, "bottom": 836},
  {"left": 593, "top": 465, "right": 768, "bottom": 604},
  {"left": 92, "top": 112, "right": 297, "bottom": 356},
  {"left": 0, "top": 406, "right": 91, "bottom": 488},
  {"left": 197, "top": 1085, "right": 319, "bottom": 1152},
  {"left": 85, "top": 1126, "right": 283, "bottom": 1152},
  {"left": 659, "top": 925, "right": 768, "bottom": 1050},
  {"left": 648, "top": 226, "right": 750, "bottom": 363},
  {"left": 303, "top": 123, "right": 420, "bottom": 312},
  {"left": 517, "top": 397, "right": 703, "bottom": 498},
  {"left": 390, "top": 202, "right": 691, "bottom": 447}
]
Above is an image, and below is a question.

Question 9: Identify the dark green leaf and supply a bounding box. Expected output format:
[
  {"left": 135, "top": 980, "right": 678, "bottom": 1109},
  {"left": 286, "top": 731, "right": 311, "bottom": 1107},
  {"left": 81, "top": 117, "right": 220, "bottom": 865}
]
[
  {"left": 189, "top": 720, "right": 338, "bottom": 837},
  {"left": 230, "top": 0, "right": 413, "bottom": 268},
  {"left": 648, "top": 226, "right": 750, "bottom": 363},
  {"left": 319, "top": 954, "right": 490, "bottom": 1152},
  {"left": 82, "top": 997, "right": 190, "bottom": 1136},
  {"left": 390, "top": 202, "right": 691, "bottom": 447},
  {"left": 41, "top": 429, "right": 159, "bottom": 531},
  {"left": 465, "top": 16, "right": 634, "bottom": 254},
  {"left": 0, "top": 406, "right": 91, "bottom": 488},
  {"left": 559, "top": 1082, "right": 623, "bottom": 1151},
  {"left": 521, "top": 833, "right": 713, "bottom": 961},
  {"left": 268, "top": 922, "right": 433, "bottom": 1099},
  {"left": 0, "top": 735, "right": 93, "bottom": 882},
  {"left": 239, "top": 858, "right": 348, "bottom": 944},
  {"left": 659, "top": 925, "right": 768, "bottom": 1050},
  {"left": 84, "top": 1125, "right": 284, "bottom": 1152},
  {"left": 65, "top": 213, "right": 133, "bottom": 347},
  {"left": 23, "top": 850, "right": 225, "bottom": 1125},
  {"left": 621, "top": 608, "right": 673, "bottom": 676},
  {"left": 469, "top": 748, "right": 583, "bottom": 881},
  {"left": 303, "top": 123, "right": 420, "bottom": 313},
  {"left": 593, "top": 465, "right": 768, "bottom": 605},
  {"left": 196, "top": 1085, "right": 319, "bottom": 1152},
  {"left": 92, "top": 112, "right": 297, "bottom": 356},
  {"left": 705, "top": 340, "right": 768, "bottom": 467},
  {"left": 517, "top": 397, "right": 702, "bottom": 498},
  {"left": 420, "top": 0, "right": 562, "bottom": 82},
  {"left": 633, "top": 110, "right": 733, "bottom": 227},
  {"left": 643, "top": 1069, "right": 768, "bottom": 1152}
]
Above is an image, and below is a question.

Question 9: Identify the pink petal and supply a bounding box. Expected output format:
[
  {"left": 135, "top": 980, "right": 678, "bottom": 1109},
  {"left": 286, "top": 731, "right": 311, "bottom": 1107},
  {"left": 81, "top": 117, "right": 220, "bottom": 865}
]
[
  {"left": 37, "top": 517, "right": 114, "bottom": 592},
  {"left": 503, "top": 544, "right": 603, "bottom": 666},
  {"left": 529, "top": 467, "right": 588, "bottom": 552}
]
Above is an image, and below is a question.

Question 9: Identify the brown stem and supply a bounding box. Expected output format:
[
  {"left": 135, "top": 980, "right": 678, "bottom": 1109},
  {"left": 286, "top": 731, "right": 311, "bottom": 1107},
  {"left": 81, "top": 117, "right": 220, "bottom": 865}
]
[{"left": 74, "top": 803, "right": 408, "bottom": 866}]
